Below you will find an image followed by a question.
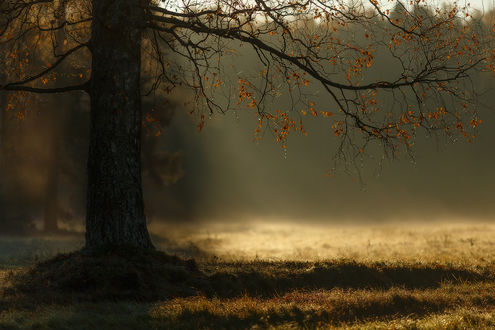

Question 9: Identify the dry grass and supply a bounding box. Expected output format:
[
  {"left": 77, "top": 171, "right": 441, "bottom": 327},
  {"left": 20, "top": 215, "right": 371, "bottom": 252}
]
[
  {"left": 1, "top": 221, "right": 495, "bottom": 329},
  {"left": 1, "top": 283, "right": 495, "bottom": 329},
  {"left": 150, "top": 220, "right": 495, "bottom": 264}
]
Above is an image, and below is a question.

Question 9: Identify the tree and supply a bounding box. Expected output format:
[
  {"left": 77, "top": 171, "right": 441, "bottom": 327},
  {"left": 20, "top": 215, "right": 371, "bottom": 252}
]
[
  {"left": 41, "top": 0, "right": 75, "bottom": 233},
  {"left": 0, "top": 0, "right": 493, "bottom": 249}
]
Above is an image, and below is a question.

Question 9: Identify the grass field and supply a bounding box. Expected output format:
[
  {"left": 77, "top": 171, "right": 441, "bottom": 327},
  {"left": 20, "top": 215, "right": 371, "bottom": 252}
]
[{"left": 1, "top": 221, "right": 495, "bottom": 329}]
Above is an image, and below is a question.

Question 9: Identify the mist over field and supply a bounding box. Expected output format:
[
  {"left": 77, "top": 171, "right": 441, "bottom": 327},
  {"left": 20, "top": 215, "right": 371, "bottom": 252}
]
[
  {"left": 3, "top": 84, "right": 495, "bottom": 232},
  {"left": 3, "top": 1, "right": 495, "bottom": 328},
  {"left": 2, "top": 1, "right": 495, "bottom": 233},
  {"left": 157, "top": 100, "right": 495, "bottom": 224},
  {"left": 2, "top": 220, "right": 494, "bottom": 267},
  {"left": 149, "top": 220, "right": 495, "bottom": 262}
]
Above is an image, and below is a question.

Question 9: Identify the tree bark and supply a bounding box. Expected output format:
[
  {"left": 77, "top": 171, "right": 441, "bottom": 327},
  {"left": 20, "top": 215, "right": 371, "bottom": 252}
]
[{"left": 85, "top": 0, "right": 153, "bottom": 249}]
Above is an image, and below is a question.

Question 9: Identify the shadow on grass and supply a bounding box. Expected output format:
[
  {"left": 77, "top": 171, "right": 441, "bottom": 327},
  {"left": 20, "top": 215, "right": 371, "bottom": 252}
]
[
  {"left": 0, "top": 234, "right": 213, "bottom": 269},
  {"left": 3, "top": 253, "right": 495, "bottom": 328},
  {"left": 4, "top": 253, "right": 493, "bottom": 305},
  {"left": 3, "top": 247, "right": 205, "bottom": 308},
  {"left": 0, "top": 235, "right": 84, "bottom": 268},
  {"left": 150, "top": 303, "right": 438, "bottom": 329},
  {"left": 6, "top": 291, "right": 495, "bottom": 330},
  {"left": 206, "top": 260, "right": 493, "bottom": 298}
]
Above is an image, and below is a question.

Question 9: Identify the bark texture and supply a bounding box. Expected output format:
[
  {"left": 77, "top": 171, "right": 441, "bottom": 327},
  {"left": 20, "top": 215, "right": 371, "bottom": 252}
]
[{"left": 86, "top": 0, "right": 153, "bottom": 249}]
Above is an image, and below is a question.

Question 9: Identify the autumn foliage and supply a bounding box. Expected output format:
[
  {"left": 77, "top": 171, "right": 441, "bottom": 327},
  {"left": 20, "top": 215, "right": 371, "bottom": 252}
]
[{"left": 0, "top": 0, "right": 493, "bottom": 168}]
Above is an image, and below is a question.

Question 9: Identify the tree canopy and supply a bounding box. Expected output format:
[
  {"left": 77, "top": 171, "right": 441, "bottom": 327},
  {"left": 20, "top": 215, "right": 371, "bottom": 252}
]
[{"left": 0, "top": 0, "right": 493, "bottom": 248}]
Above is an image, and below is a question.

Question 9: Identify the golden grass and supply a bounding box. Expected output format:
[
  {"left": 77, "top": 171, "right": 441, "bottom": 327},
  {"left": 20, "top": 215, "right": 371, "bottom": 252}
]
[
  {"left": 2, "top": 221, "right": 495, "bottom": 329},
  {"left": 1, "top": 284, "right": 495, "bottom": 329},
  {"left": 151, "top": 220, "right": 495, "bottom": 265}
]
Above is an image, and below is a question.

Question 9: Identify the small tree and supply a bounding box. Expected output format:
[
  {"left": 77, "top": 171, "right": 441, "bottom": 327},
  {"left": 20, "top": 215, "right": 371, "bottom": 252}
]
[{"left": 1, "top": 0, "right": 493, "bottom": 249}]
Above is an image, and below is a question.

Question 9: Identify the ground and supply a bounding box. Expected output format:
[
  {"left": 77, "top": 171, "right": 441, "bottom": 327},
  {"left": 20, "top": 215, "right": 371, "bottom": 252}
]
[{"left": 1, "top": 221, "right": 495, "bottom": 329}]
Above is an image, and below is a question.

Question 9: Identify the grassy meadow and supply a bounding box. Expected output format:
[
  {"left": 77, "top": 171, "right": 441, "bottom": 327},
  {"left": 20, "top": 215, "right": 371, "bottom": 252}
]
[{"left": 1, "top": 221, "right": 495, "bottom": 329}]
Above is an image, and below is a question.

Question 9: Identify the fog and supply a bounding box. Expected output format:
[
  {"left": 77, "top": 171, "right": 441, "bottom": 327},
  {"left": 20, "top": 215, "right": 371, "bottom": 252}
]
[
  {"left": 149, "top": 220, "right": 495, "bottom": 262},
  {"left": 1, "top": 1, "right": 495, "bottom": 236},
  {"left": 6, "top": 86, "right": 495, "bottom": 236},
  {"left": 3, "top": 67, "right": 495, "bottom": 234},
  {"left": 155, "top": 94, "right": 495, "bottom": 225}
]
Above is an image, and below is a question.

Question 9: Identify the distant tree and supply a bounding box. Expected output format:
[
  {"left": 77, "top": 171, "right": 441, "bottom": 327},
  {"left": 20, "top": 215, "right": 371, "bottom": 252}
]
[
  {"left": 40, "top": 0, "right": 75, "bottom": 233},
  {"left": 141, "top": 98, "right": 183, "bottom": 222},
  {"left": 0, "top": 4, "right": 36, "bottom": 233},
  {"left": 0, "top": 0, "right": 493, "bottom": 249}
]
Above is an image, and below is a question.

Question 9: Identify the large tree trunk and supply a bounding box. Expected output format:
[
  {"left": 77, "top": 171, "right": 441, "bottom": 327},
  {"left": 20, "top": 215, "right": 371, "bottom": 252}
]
[{"left": 85, "top": 0, "right": 153, "bottom": 249}]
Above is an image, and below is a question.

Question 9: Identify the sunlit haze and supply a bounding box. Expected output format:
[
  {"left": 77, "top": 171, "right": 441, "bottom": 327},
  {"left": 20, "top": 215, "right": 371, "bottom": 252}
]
[{"left": 3, "top": 0, "right": 495, "bottom": 327}]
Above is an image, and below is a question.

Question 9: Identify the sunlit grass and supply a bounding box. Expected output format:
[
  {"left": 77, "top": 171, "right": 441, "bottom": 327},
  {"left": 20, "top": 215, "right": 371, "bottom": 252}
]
[
  {"left": 2, "top": 221, "right": 495, "bottom": 329},
  {"left": 2, "top": 284, "right": 495, "bottom": 329},
  {"left": 151, "top": 220, "right": 495, "bottom": 264}
]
